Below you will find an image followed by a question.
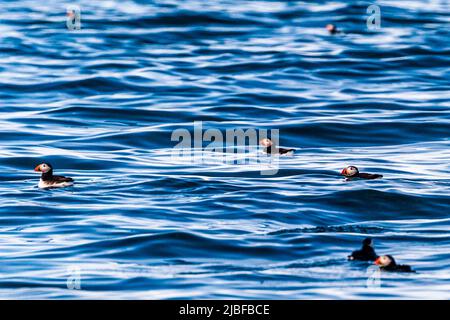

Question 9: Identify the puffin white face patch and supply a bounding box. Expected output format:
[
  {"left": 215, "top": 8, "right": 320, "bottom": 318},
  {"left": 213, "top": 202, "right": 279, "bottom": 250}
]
[
  {"left": 40, "top": 163, "right": 51, "bottom": 173},
  {"left": 379, "top": 255, "right": 391, "bottom": 266},
  {"left": 346, "top": 166, "right": 358, "bottom": 176},
  {"left": 260, "top": 138, "right": 273, "bottom": 147}
]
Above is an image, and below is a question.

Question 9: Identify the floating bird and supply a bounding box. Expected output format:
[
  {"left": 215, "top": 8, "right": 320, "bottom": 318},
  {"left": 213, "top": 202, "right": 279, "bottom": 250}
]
[
  {"left": 260, "top": 138, "right": 295, "bottom": 155},
  {"left": 348, "top": 237, "right": 379, "bottom": 261},
  {"left": 326, "top": 24, "right": 339, "bottom": 34},
  {"left": 34, "top": 162, "right": 74, "bottom": 189},
  {"left": 375, "top": 255, "right": 415, "bottom": 273},
  {"left": 341, "top": 166, "right": 383, "bottom": 180}
]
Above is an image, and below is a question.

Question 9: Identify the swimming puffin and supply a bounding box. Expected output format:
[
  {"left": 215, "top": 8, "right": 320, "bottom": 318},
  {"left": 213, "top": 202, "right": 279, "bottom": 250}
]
[
  {"left": 326, "top": 24, "right": 339, "bottom": 34},
  {"left": 348, "top": 237, "right": 379, "bottom": 261},
  {"left": 34, "top": 163, "right": 74, "bottom": 189},
  {"left": 375, "top": 255, "right": 414, "bottom": 273},
  {"left": 260, "top": 138, "right": 295, "bottom": 155},
  {"left": 341, "top": 166, "right": 383, "bottom": 180}
]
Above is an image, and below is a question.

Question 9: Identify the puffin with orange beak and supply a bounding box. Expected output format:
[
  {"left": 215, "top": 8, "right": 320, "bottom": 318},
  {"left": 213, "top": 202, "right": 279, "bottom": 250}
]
[
  {"left": 259, "top": 138, "right": 295, "bottom": 155},
  {"left": 326, "top": 24, "right": 339, "bottom": 34},
  {"left": 34, "top": 162, "right": 74, "bottom": 189},
  {"left": 341, "top": 166, "right": 383, "bottom": 180},
  {"left": 375, "top": 255, "right": 414, "bottom": 273}
]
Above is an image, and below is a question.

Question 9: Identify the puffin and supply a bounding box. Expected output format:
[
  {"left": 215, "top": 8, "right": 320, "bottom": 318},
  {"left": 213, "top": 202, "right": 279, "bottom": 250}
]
[
  {"left": 348, "top": 237, "right": 379, "bottom": 261},
  {"left": 341, "top": 166, "right": 383, "bottom": 180},
  {"left": 326, "top": 24, "right": 339, "bottom": 34},
  {"left": 260, "top": 138, "right": 295, "bottom": 155},
  {"left": 34, "top": 163, "right": 74, "bottom": 189},
  {"left": 375, "top": 255, "right": 415, "bottom": 273}
]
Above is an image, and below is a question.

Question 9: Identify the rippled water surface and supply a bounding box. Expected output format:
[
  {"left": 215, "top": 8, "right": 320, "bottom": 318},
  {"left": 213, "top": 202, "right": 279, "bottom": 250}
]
[{"left": 1, "top": 0, "right": 449, "bottom": 299}]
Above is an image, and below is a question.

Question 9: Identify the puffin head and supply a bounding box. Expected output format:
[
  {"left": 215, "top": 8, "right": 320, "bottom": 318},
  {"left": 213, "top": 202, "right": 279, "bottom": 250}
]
[
  {"left": 341, "top": 166, "right": 359, "bottom": 177},
  {"left": 375, "top": 255, "right": 396, "bottom": 267},
  {"left": 34, "top": 163, "right": 53, "bottom": 174},
  {"left": 362, "top": 237, "right": 373, "bottom": 247},
  {"left": 260, "top": 138, "right": 273, "bottom": 147},
  {"left": 326, "top": 24, "right": 337, "bottom": 33}
]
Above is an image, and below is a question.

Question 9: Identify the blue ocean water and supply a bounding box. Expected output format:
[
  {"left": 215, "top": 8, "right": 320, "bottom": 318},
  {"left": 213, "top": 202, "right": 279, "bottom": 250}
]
[{"left": 0, "top": 0, "right": 449, "bottom": 299}]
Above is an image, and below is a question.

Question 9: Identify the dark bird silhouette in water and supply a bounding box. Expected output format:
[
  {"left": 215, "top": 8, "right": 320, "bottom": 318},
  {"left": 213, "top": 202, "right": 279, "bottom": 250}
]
[
  {"left": 260, "top": 138, "right": 295, "bottom": 155},
  {"left": 341, "top": 166, "right": 383, "bottom": 180},
  {"left": 348, "top": 237, "right": 379, "bottom": 261},
  {"left": 375, "top": 255, "right": 415, "bottom": 273},
  {"left": 326, "top": 24, "right": 339, "bottom": 34},
  {"left": 34, "top": 162, "right": 74, "bottom": 189}
]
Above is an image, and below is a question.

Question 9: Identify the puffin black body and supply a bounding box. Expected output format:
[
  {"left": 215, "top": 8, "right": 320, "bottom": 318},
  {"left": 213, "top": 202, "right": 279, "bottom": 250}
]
[
  {"left": 375, "top": 255, "right": 415, "bottom": 273},
  {"left": 260, "top": 138, "right": 295, "bottom": 155},
  {"left": 348, "top": 237, "right": 378, "bottom": 261},
  {"left": 341, "top": 166, "right": 383, "bottom": 180},
  {"left": 34, "top": 162, "right": 74, "bottom": 189}
]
